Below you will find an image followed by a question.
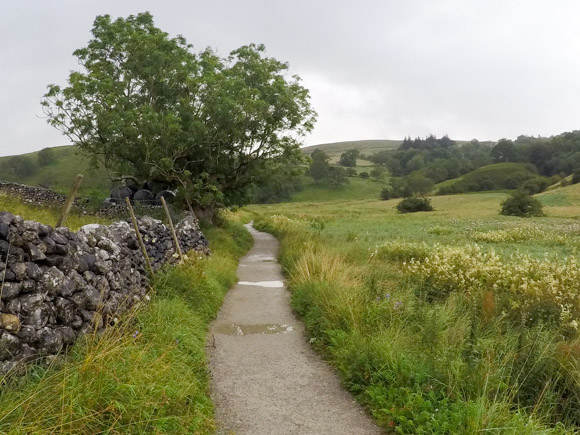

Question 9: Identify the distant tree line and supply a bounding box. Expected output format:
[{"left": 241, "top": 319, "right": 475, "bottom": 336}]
[
  {"left": 367, "top": 135, "right": 492, "bottom": 182},
  {"left": 308, "top": 149, "right": 349, "bottom": 187},
  {"left": 489, "top": 132, "right": 580, "bottom": 176}
]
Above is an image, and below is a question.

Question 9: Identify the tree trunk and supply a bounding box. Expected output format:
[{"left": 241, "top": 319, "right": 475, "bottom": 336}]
[{"left": 193, "top": 205, "right": 216, "bottom": 225}]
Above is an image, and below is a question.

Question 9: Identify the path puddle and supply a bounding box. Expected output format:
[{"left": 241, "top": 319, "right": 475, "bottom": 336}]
[
  {"left": 238, "top": 280, "right": 284, "bottom": 288},
  {"left": 246, "top": 254, "right": 277, "bottom": 262},
  {"left": 214, "top": 323, "right": 293, "bottom": 336}
]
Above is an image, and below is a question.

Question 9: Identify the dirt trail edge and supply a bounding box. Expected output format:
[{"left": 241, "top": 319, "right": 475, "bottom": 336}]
[{"left": 208, "top": 223, "right": 382, "bottom": 435}]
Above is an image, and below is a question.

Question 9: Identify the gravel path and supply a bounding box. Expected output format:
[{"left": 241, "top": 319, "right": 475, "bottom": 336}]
[{"left": 208, "top": 224, "right": 382, "bottom": 435}]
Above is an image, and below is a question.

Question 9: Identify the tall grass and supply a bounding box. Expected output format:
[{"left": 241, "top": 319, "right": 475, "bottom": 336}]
[
  {"left": 0, "top": 221, "right": 252, "bottom": 434},
  {"left": 0, "top": 194, "right": 112, "bottom": 230},
  {"left": 253, "top": 206, "right": 579, "bottom": 434}
]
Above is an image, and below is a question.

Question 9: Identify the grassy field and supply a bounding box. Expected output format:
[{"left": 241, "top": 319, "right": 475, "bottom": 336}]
[
  {"left": 246, "top": 187, "right": 580, "bottom": 433},
  {"left": 0, "top": 199, "right": 253, "bottom": 434},
  {"left": 0, "top": 145, "right": 111, "bottom": 194},
  {"left": 293, "top": 176, "right": 386, "bottom": 202}
]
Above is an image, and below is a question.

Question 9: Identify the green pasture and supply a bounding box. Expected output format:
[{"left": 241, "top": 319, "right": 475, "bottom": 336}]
[{"left": 247, "top": 186, "right": 580, "bottom": 433}]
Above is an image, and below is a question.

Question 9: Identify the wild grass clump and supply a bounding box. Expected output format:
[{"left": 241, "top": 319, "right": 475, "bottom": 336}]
[
  {"left": 0, "top": 221, "right": 252, "bottom": 434},
  {"left": 403, "top": 243, "right": 580, "bottom": 333},
  {"left": 255, "top": 212, "right": 580, "bottom": 433},
  {"left": 470, "top": 223, "right": 566, "bottom": 245}
]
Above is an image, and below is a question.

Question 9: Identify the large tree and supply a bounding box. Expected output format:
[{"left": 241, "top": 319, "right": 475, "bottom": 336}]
[{"left": 42, "top": 12, "right": 316, "bottom": 219}]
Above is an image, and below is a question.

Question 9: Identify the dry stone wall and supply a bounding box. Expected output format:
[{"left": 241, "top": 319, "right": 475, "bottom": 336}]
[
  {"left": 0, "top": 181, "right": 67, "bottom": 206},
  {"left": 0, "top": 211, "right": 208, "bottom": 374}
]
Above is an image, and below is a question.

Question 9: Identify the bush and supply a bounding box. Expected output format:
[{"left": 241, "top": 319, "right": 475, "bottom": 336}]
[
  {"left": 478, "top": 178, "right": 496, "bottom": 191},
  {"left": 380, "top": 187, "right": 399, "bottom": 200},
  {"left": 521, "top": 177, "right": 550, "bottom": 194},
  {"left": 380, "top": 179, "right": 406, "bottom": 200},
  {"left": 500, "top": 190, "right": 545, "bottom": 217},
  {"left": 359, "top": 172, "right": 369, "bottom": 179},
  {"left": 571, "top": 170, "right": 580, "bottom": 185},
  {"left": 345, "top": 168, "right": 357, "bottom": 177},
  {"left": 505, "top": 177, "right": 521, "bottom": 190},
  {"left": 396, "top": 196, "right": 433, "bottom": 213},
  {"left": 437, "top": 184, "right": 465, "bottom": 195},
  {"left": 370, "top": 167, "right": 385, "bottom": 180}
]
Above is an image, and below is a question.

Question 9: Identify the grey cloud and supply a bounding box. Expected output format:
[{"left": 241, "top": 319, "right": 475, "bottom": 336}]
[{"left": 1, "top": 0, "right": 580, "bottom": 156}]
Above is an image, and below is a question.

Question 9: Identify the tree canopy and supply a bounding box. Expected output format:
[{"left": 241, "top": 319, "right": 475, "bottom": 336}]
[
  {"left": 338, "top": 149, "right": 359, "bottom": 167},
  {"left": 42, "top": 12, "right": 316, "bottom": 219}
]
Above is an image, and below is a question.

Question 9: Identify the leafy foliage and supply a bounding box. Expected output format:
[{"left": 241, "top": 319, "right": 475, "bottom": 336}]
[
  {"left": 338, "top": 149, "right": 359, "bottom": 167},
  {"left": 500, "top": 190, "right": 545, "bottom": 217},
  {"left": 308, "top": 149, "right": 330, "bottom": 182},
  {"left": 42, "top": 13, "right": 316, "bottom": 218},
  {"left": 396, "top": 196, "right": 434, "bottom": 213}
]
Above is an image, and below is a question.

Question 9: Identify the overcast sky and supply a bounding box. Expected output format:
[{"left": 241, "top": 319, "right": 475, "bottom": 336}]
[{"left": 2, "top": 0, "right": 580, "bottom": 157}]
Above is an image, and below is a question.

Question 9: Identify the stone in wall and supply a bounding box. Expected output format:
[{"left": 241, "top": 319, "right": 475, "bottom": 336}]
[{"left": 0, "top": 211, "right": 209, "bottom": 375}]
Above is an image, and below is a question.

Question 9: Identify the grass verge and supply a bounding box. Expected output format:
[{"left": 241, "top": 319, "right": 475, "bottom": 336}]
[
  {"left": 0, "top": 220, "right": 252, "bottom": 434},
  {"left": 253, "top": 211, "right": 579, "bottom": 434}
]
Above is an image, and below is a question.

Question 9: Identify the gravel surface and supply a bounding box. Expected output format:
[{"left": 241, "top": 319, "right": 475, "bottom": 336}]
[{"left": 209, "top": 224, "right": 382, "bottom": 435}]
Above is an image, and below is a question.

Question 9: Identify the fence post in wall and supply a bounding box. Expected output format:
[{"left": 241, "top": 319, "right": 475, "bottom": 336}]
[
  {"left": 56, "top": 174, "right": 83, "bottom": 228},
  {"left": 160, "top": 196, "right": 183, "bottom": 261},
  {"left": 124, "top": 197, "right": 155, "bottom": 278}
]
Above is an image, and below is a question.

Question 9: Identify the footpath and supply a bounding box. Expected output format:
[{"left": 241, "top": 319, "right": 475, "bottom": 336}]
[{"left": 209, "top": 224, "right": 382, "bottom": 435}]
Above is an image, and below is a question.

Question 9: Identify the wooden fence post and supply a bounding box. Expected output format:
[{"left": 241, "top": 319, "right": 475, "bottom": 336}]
[
  {"left": 56, "top": 174, "right": 83, "bottom": 228},
  {"left": 160, "top": 196, "right": 183, "bottom": 261},
  {"left": 124, "top": 197, "right": 154, "bottom": 277}
]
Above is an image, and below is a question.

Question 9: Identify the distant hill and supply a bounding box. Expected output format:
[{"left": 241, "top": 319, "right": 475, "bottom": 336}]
[
  {"left": 302, "top": 140, "right": 402, "bottom": 159},
  {"left": 0, "top": 145, "right": 112, "bottom": 194},
  {"left": 436, "top": 163, "right": 539, "bottom": 194}
]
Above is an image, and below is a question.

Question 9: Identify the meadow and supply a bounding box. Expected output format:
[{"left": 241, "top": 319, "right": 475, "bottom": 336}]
[{"left": 247, "top": 184, "right": 580, "bottom": 433}]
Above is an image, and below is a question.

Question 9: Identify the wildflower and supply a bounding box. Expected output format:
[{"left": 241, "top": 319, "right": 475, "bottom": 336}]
[
  {"left": 385, "top": 294, "right": 391, "bottom": 300},
  {"left": 132, "top": 331, "right": 140, "bottom": 338},
  {"left": 394, "top": 301, "right": 403, "bottom": 309}
]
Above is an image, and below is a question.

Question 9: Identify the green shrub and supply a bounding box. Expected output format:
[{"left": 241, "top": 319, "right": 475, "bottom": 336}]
[
  {"left": 500, "top": 190, "right": 545, "bottom": 217},
  {"left": 437, "top": 184, "right": 465, "bottom": 195},
  {"left": 396, "top": 196, "right": 433, "bottom": 213},
  {"left": 359, "top": 172, "right": 370, "bottom": 179},
  {"left": 522, "top": 177, "right": 550, "bottom": 194},
  {"left": 380, "top": 185, "right": 404, "bottom": 200},
  {"left": 478, "top": 178, "right": 496, "bottom": 191},
  {"left": 572, "top": 170, "right": 580, "bottom": 185}
]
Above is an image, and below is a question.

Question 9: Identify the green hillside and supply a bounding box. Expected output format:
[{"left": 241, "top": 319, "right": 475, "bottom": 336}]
[
  {"left": 436, "top": 162, "right": 539, "bottom": 194},
  {"left": 0, "top": 145, "right": 112, "bottom": 194},
  {"left": 291, "top": 176, "right": 385, "bottom": 203},
  {"left": 536, "top": 181, "right": 580, "bottom": 217}
]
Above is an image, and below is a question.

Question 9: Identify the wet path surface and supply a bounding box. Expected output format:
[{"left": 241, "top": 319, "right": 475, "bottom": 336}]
[{"left": 208, "top": 224, "right": 382, "bottom": 435}]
